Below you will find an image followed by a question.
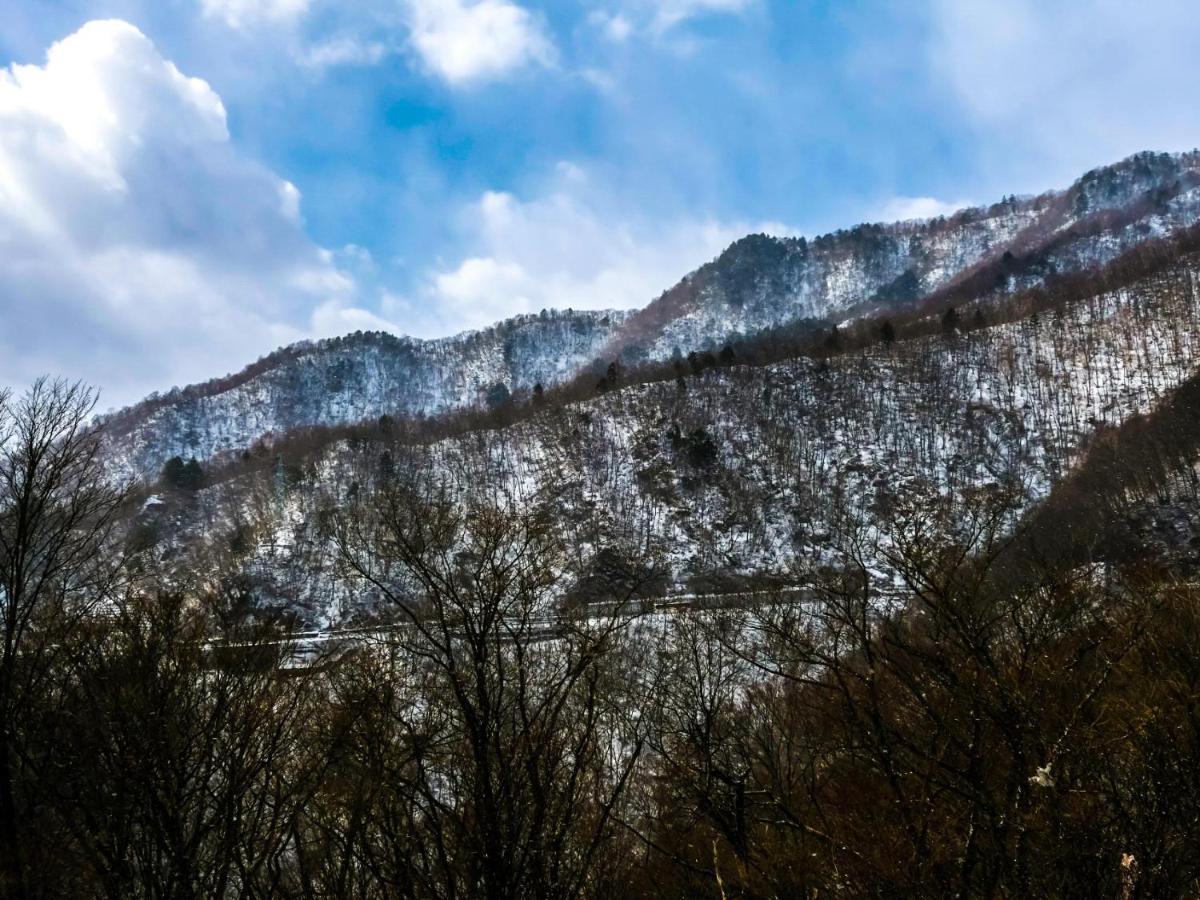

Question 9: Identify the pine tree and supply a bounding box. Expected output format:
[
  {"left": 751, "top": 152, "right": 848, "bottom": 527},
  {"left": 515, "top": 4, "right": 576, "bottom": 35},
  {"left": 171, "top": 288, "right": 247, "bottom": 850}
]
[
  {"left": 824, "top": 325, "right": 842, "bottom": 351},
  {"left": 162, "top": 456, "right": 204, "bottom": 491},
  {"left": 181, "top": 459, "right": 204, "bottom": 491},
  {"left": 161, "top": 456, "right": 186, "bottom": 487},
  {"left": 485, "top": 382, "right": 512, "bottom": 410},
  {"left": 942, "top": 306, "right": 961, "bottom": 334}
]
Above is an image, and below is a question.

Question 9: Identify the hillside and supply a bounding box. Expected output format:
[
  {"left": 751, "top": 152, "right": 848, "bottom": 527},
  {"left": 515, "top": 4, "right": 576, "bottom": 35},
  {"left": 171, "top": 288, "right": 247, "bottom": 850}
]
[
  {"left": 598, "top": 150, "right": 1200, "bottom": 360},
  {"left": 100, "top": 308, "right": 630, "bottom": 479},
  {"left": 17, "top": 7, "right": 1200, "bottom": 895},
  {"left": 133, "top": 239, "right": 1200, "bottom": 625},
  {"left": 102, "top": 150, "right": 1200, "bottom": 480}
]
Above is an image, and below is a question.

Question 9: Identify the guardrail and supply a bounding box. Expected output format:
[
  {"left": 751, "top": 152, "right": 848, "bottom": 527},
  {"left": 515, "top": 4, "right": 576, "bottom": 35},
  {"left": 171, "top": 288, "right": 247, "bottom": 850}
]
[{"left": 202, "top": 587, "right": 812, "bottom": 672}]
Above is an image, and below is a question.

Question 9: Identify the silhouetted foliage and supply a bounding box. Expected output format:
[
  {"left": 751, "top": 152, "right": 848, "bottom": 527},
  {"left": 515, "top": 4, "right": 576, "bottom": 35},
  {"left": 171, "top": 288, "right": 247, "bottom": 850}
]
[
  {"left": 881, "top": 319, "right": 896, "bottom": 345},
  {"left": 485, "top": 381, "right": 512, "bottom": 410},
  {"left": 162, "top": 455, "right": 204, "bottom": 491},
  {"left": 684, "top": 427, "right": 719, "bottom": 469},
  {"left": 942, "top": 304, "right": 961, "bottom": 333},
  {"left": 824, "top": 324, "right": 842, "bottom": 351}
]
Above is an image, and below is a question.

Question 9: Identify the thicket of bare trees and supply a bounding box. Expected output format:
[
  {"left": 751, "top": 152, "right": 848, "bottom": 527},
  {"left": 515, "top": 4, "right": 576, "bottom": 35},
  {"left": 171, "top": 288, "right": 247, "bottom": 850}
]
[
  {"left": 624, "top": 490, "right": 1200, "bottom": 897},
  {"left": 6, "top": 374, "right": 1200, "bottom": 898},
  {"left": 312, "top": 482, "right": 654, "bottom": 898},
  {"left": 0, "top": 380, "right": 128, "bottom": 896}
]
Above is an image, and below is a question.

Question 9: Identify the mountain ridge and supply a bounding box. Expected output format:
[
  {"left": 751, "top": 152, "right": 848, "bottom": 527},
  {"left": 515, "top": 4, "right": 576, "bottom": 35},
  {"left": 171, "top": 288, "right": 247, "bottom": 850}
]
[
  {"left": 103, "top": 149, "right": 1200, "bottom": 480},
  {"left": 134, "top": 238, "right": 1200, "bottom": 625}
]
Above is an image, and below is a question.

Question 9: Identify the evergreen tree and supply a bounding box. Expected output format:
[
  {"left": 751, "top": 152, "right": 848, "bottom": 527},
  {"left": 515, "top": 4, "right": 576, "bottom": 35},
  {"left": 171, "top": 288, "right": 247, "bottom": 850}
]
[
  {"left": 942, "top": 306, "right": 961, "bottom": 334},
  {"left": 161, "top": 456, "right": 186, "bottom": 487},
  {"left": 824, "top": 325, "right": 842, "bottom": 352},
  {"left": 181, "top": 459, "right": 204, "bottom": 491},
  {"left": 684, "top": 427, "right": 719, "bottom": 469},
  {"left": 485, "top": 382, "right": 512, "bottom": 410},
  {"left": 162, "top": 456, "right": 204, "bottom": 491}
]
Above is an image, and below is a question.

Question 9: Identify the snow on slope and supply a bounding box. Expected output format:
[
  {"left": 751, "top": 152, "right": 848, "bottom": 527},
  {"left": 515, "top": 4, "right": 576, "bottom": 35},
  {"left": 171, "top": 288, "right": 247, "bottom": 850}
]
[
  {"left": 101, "top": 308, "right": 631, "bottom": 479},
  {"left": 142, "top": 258, "right": 1200, "bottom": 625},
  {"left": 102, "top": 152, "right": 1200, "bottom": 483},
  {"left": 601, "top": 152, "right": 1200, "bottom": 362}
]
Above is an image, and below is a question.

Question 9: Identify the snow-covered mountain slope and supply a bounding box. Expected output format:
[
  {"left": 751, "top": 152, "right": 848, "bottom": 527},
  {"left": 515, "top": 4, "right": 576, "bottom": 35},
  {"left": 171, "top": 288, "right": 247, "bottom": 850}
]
[
  {"left": 136, "top": 254, "right": 1200, "bottom": 625},
  {"left": 101, "top": 308, "right": 630, "bottom": 479},
  {"left": 104, "top": 150, "right": 1200, "bottom": 481},
  {"left": 599, "top": 151, "right": 1200, "bottom": 362}
]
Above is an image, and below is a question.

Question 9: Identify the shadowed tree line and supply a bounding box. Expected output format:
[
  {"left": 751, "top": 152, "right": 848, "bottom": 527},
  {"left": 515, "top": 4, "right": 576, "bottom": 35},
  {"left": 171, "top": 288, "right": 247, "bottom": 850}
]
[{"left": 5, "top": 377, "right": 1200, "bottom": 898}]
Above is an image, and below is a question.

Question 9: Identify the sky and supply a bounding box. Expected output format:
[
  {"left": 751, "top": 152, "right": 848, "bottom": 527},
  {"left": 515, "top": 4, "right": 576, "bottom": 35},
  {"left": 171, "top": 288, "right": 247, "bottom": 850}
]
[{"left": 0, "top": 0, "right": 1198, "bottom": 409}]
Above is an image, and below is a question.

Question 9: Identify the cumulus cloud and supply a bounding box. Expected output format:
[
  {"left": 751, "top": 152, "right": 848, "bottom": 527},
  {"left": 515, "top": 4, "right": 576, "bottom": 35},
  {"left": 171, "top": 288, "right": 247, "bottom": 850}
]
[
  {"left": 876, "top": 195, "right": 973, "bottom": 223},
  {"left": 403, "top": 0, "right": 555, "bottom": 85},
  {"left": 404, "top": 163, "right": 790, "bottom": 334},
  {"left": 0, "top": 20, "right": 380, "bottom": 408},
  {"left": 928, "top": 0, "right": 1200, "bottom": 187},
  {"left": 199, "top": 0, "right": 311, "bottom": 29}
]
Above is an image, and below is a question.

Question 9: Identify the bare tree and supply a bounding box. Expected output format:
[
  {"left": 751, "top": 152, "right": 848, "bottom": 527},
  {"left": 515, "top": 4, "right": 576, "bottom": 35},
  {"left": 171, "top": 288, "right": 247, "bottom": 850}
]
[
  {"left": 331, "top": 478, "right": 652, "bottom": 899},
  {"left": 45, "top": 589, "right": 324, "bottom": 899},
  {"left": 0, "top": 379, "right": 127, "bottom": 897}
]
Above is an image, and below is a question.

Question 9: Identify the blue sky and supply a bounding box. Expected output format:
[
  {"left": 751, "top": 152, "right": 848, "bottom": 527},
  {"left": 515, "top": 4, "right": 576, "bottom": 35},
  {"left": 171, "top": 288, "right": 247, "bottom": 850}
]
[{"left": 0, "top": 0, "right": 1198, "bottom": 407}]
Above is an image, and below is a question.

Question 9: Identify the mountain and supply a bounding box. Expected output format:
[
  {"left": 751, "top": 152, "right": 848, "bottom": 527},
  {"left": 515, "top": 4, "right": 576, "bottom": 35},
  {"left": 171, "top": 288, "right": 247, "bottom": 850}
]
[
  {"left": 598, "top": 150, "right": 1200, "bottom": 361},
  {"left": 100, "top": 308, "right": 631, "bottom": 479},
  {"left": 132, "top": 225, "right": 1200, "bottom": 625},
  {"left": 103, "top": 150, "right": 1200, "bottom": 486}
]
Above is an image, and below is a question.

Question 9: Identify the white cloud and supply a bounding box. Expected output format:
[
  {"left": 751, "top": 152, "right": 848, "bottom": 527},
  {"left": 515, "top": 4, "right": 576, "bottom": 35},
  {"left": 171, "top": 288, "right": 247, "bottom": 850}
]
[
  {"left": 403, "top": 0, "right": 555, "bottom": 85},
  {"left": 928, "top": 0, "right": 1200, "bottom": 188},
  {"left": 0, "top": 20, "right": 382, "bottom": 408},
  {"left": 408, "top": 163, "right": 790, "bottom": 333},
  {"left": 649, "top": 0, "right": 754, "bottom": 32},
  {"left": 876, "top": 196, "right": 972, "bottom": 223},
  {"left": 590, "top": 0, "right": 753, "bottom": 38},
  {"left": 298, "top": 36, "right": 390, "bottom": 70},
  {"left": 199, "top": 0, "right": 395, "bottom": 70},
  {"left": 309, "top": 297, "right": 400, "bottom": 335},
  {"left": 200, "top": 0, "right": 311, "bottom": 29},
  {"left": 588, "top": 11, "right": 635, "bottom": 42}
]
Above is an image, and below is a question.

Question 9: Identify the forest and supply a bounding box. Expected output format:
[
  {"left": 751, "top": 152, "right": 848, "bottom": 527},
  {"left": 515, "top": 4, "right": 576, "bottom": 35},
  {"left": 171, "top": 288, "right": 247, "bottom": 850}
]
[{"left": 7, "top": 229, "right": 1200, "bottom": 897}]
